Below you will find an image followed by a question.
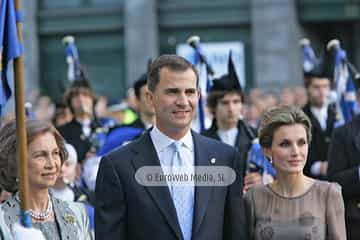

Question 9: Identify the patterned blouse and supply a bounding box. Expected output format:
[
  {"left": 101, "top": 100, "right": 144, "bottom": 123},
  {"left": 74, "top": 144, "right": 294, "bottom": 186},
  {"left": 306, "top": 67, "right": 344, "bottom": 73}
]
[
  {"left": 0, "top": 194, "right": 92, "bottom": 240},
  {"left": 244, "top": 180, "right": 346, "bottom": 240}
]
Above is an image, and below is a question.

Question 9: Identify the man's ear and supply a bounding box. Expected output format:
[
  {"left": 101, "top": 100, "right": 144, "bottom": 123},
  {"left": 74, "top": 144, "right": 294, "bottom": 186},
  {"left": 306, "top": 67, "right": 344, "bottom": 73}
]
[
  {"left": 196, "top": 88, "right": 201, "bottom": 100},
  {"left": 145, "top": 90, "right": 154, "bottom": 106}
]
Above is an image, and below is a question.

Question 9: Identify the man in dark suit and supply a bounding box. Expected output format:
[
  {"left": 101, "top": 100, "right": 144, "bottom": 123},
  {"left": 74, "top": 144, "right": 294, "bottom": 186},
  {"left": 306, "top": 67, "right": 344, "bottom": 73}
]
[
  {"left": 302, "top": 69, "right": 336, "bottom": 180},
  {"left": 95, "top": 55, "right": 247, "bottom": 240},
  {"left": 328, "top": 115, "right": 360, "bottom": 239}
]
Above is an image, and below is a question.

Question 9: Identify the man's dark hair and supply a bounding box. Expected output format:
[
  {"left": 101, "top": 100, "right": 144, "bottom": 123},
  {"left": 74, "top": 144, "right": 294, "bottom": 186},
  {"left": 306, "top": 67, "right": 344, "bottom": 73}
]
[
  {"left": 207, "top": 90, "right": 244, "bottom": 115},
  {"left": 64, "top": 86, "right": 96, "bottom": 114},
  {"left": 147, "top": 54, "right": 198, "bottom": 92},
  {"left": 303, "top": 61, "right": 330, "bottom": 88},
  {"left": 133, "top": 74, "right": 147, "bottom": 100},
  {"left": 304, "top": 73, "right": 330, "bottom": 88}
]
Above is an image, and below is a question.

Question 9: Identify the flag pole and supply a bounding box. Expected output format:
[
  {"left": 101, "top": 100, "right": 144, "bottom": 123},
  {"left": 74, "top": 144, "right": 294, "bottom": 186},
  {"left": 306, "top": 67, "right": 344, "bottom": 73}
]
[{"left": 13, "top": 0, "right": 31, "bottom": 227}]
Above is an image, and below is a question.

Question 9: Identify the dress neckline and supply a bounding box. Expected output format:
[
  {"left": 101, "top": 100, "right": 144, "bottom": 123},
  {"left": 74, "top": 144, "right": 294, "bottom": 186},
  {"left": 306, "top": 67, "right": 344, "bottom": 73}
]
[{"left": 265, "top": 180, "right": 317, "bottom": 200}]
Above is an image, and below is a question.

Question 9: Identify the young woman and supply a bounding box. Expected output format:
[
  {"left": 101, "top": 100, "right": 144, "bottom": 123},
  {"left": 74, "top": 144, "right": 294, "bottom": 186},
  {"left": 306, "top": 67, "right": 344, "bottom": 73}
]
[{"left": 245, "top": 105, "right": 346, "bottom": 240}]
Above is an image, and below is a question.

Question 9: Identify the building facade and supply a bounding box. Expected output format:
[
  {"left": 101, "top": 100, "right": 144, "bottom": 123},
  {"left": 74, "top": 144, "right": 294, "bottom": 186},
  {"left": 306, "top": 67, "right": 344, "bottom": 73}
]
[{"left": 23, "top": 0, "right": 360, "bottom": 103}]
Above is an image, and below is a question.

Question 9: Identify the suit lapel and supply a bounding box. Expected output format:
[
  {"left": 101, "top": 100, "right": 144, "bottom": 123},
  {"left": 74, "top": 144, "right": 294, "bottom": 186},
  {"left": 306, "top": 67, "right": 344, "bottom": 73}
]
[
  {"left": 130, "top": 132, "right": 183, "bottom": 239},
  {"left": 192, "top": 132, "right": 213, "bottom": 236}
]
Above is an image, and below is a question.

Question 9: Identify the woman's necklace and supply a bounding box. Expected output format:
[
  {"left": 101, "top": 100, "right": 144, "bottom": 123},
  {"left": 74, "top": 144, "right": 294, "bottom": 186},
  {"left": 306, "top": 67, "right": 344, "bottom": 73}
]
[
  {"left": 29, "top": 197, "right": 53, "bottom": 221},
  {"left": 15, "top": 193, "right": 53, "bottom": 221}
]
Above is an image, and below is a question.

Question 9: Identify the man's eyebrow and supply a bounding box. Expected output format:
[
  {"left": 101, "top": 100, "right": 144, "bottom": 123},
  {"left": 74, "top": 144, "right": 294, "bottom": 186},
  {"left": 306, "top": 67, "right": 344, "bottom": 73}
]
[
  {"left": 164, "top": 88, "right": 180, "bottom": 92},
  {"left": 185, "top": 88, "right": 197, "bottom": 91}
]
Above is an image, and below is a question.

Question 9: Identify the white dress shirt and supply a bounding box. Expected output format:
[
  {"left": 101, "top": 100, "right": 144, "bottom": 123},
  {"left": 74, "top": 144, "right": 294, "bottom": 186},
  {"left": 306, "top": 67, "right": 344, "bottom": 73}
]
[
  {"left": 150, "top": 127, "right": 195, "bottom": 189},
  {"left": 150, "top": 127, "right": 194, "bottom": 168},
  {"left": 217, "top": 127, "right": 238, "bottom": 147},
  {"left": 77, "top": 118, "right": 92, "bottom": 137},
  {"left": 310, "top": 105, "right": 328, "bottom": 131}
]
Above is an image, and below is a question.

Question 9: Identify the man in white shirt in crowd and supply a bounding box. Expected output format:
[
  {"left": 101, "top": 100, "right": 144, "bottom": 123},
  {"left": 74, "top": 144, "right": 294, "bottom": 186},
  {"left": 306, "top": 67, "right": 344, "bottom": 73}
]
[
  {"left": 201, "top": 58, "right": 264, "bottom": 192},
  {"left": 302, "top": 66, "right": 336, "bottom": 180}
]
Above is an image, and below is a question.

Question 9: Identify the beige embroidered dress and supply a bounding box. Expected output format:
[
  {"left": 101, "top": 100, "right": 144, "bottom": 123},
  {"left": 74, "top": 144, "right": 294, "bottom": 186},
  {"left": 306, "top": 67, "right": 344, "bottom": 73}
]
[{"left": 244, "top": 180, "right": 346, "bottom": 240}]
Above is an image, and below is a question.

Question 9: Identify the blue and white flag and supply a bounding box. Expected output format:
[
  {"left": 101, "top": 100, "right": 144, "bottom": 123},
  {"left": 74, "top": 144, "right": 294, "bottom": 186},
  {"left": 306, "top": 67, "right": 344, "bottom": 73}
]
[
  {"left": 186, "top": 46, "right": 212, "bottom": 132},
  {"left": 0, "top": 0, "right": 23, "bottom": 118},
  {"left": 63, "top": 36, "right": 81, "bottom": 82},
  {"left": 302, "top": 42, "right": 318, "bottom": 73},
  {"left": 247, "top": 139, "right": 276, "bottom": 178},
  {"left": 333, "top": 48, "right": 358, "bottom": 126}
]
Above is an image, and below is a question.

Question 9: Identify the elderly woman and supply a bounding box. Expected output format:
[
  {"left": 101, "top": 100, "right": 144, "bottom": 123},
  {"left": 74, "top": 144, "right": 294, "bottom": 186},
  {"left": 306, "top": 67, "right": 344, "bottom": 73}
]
[
  {"left": 244, "top": 106, "right": 346, "bottom": 240},
  {"left": 0, "top": 119, "right": 92, "bottom": 240}
]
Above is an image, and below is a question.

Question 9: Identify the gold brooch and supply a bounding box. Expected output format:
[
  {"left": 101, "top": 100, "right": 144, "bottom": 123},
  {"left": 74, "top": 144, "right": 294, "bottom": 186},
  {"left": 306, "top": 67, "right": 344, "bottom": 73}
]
[{"left": 63, "top": 214, "right": 75, "bottom": 224}]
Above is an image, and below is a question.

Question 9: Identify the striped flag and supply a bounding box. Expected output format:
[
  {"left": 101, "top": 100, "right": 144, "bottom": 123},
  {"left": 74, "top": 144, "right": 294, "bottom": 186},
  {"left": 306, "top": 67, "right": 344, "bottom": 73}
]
[
  {"left": 0, "top": 0, "right": 23, "bottom": 118},
  {"left": 332, "top": 46, "right": 358, "bottom": 126},
  {"left": 186, "top": 46, "right": 212, "bottom": 132},
  {"left": 300, "top": 38, "right": 318, "bottom": 73},
  {"left": 63, "top": 35, "right": 81, "bottom": 82}
]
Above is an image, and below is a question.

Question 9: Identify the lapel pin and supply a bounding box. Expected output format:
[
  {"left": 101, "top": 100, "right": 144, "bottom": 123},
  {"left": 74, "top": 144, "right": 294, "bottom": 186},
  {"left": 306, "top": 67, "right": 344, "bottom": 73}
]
[{"left": 210, "top": 158, "right": 216, "bottom": 165}]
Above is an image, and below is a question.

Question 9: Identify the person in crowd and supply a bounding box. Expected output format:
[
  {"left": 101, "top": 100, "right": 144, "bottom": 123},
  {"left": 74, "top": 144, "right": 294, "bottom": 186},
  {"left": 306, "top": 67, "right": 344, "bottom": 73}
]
[
  {"left": 0, "top": 119, "right": 92, "bottom": 239},
  {"left": 248, "top": 88, "right": 264, "bottom": 104},
  {"left": 125, "top": 87, "right": 138, "bottom": 112},
  {"left": 279, "top": 87, "right": 296, "bottom": 106},
  {"left": 128, "top": 74, "right": 156, "bottom": 129},
  {"left": 58, "top": 78, "right": 111, "bottom": 164},
  {"left": 95, "top": 54, "right": 247, "bottom": 240},
  {"left": 294, "top": 86, "right": 308, "bottom": 108},
  {"left": 34, "top": 95, "right": 55, "bottom": 123},
  {"left": 94, "top": 96, "right": 109, "bottom": 119},
  {"left": 97, "top": 73, "right": 155, "bottom": 156},
  {"left": 52, "top": 102, "right": 72, "bottom": 127},
  {"left": 245, "top": 105, "right": 346, "bottom": 240},
  {"left": 118, "top": 87, "right": 139, "bottom": 125},
  {"left": 328, "top": 97, "right": 360, "bottom": 239},
  {"left": 51, "top": 143, "right": 81, "bottom": 201},
  {"left": 302, "top": 66, "right": 336, "bottom": 180},
  {"left": 51, "top": 143, "right": 95, "bottom": 233},
  {"left": 244, "top": 99, "right": 265, "bottom": 129},
  {"left": 263, "top": 92, "right": 279, "bottom": 109},
  {"left": 201, "top": 59, "right": 266, "bottom": 192},
  {"left": 106, "top": 102, "right": 129, "bottom": 124}
]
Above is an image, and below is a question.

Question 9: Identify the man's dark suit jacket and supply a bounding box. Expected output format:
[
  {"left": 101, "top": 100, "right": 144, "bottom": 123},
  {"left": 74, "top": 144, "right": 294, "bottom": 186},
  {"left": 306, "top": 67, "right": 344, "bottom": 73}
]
[
  {"left": 303, "top": 103, "right": 336, "bottom": 179},
  {"left": 201, "top": 119, "right": 255, "bottom": 176},
  {"left": 95, "top": 130, "right": 247, "bottom": 240},
  {"left": 328, "top": 115, "right": 360, "bottom": 239}
]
